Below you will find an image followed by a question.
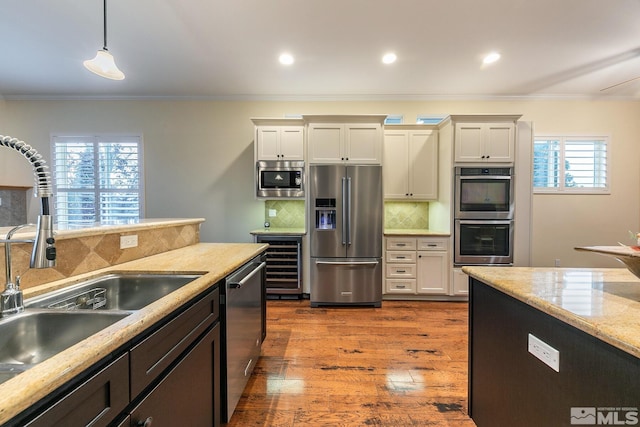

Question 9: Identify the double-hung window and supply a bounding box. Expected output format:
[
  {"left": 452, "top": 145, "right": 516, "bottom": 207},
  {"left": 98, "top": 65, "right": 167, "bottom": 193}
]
[
  {"left": 51, "top": 135, "right": 144, "bottom": 227},
  {"left": 533, "top": 136, "right": 609, "bottom": 193}
]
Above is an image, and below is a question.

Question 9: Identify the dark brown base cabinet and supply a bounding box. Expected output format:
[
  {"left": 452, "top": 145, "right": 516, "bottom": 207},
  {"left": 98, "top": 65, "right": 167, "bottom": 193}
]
[
  {"left": 10, "top": 284, "right": 222, "bottom": 427},
  {"left": 129, "top": 323, "right": 220, "bottom": 427},
  {"left": 469, "top": 278, "right": 640, "bottom": 427}
]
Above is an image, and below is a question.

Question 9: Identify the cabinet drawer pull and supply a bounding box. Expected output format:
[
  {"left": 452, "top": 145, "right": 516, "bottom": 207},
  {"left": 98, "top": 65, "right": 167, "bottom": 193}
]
[
  {"left": 427, "top": 244, "right": 437, "bottom": 247},
  {"left": 396, "top": 270, "right": 406, "bottom": 273},
  {"left": 136, "top": 417, "right": 153, "bottom": 427},
  {"left": 396, "top": 243, "right": 406, "bottom": 247},
  {"left": 396, "top": 256, "right": 406, "bottom": 259},
  {"left": 397, "top": 285, "right": 406, "bottom": 289}
]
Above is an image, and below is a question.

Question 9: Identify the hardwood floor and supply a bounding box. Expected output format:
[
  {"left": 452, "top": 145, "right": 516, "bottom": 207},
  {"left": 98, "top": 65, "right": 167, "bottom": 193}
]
[{"left": 225, "top": 300, "right": 476, "bottom": 426}]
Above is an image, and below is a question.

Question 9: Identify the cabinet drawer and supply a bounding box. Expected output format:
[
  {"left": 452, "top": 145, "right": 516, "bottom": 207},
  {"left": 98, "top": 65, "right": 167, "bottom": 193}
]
[
  {"left": 386, "top": 264, "right": 416, "bottom": 278},
  {"left": 385, "top": 279, "right": 416, "bottom": 293},
  {"left": 26, "top": 353, "right": 129, "bottom": 427},
  {"left": 386, "top": 250, "right": 417, "bottom": 263},
  {"left": 386, "top": 238, "right": 417, "bottom": 251},
  {"left": 130, "top": 286, "right": 219, "bottom": 397},
  {"left": 417, "top": 238, "right": 448, "bottom": 251}
]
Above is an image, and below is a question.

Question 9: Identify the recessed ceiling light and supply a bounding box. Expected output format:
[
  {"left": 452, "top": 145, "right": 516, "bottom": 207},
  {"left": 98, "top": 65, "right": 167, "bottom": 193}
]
[
  {"left": 382, "top": 53, "right": 397, "bottom": 64},
  {"left": 483, "top": 52, "right": 501, "bottom": 65},
  {"left": 279, "top": 53, "right": 294, "bottom": 65}
]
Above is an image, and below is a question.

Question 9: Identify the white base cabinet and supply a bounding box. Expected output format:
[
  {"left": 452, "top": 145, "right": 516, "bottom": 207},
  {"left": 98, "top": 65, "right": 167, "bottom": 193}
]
[
  {"left": 452, "top": 268, "right": 469, "bottom": 296},
  {"left": 384, "top": 236, "right": 450, "bottom": 298}
]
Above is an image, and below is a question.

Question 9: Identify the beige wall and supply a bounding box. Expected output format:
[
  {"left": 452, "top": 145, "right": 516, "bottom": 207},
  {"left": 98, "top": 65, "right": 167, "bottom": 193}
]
[{"left": 1, "top": 99, "right": 639, "bottom": 268}]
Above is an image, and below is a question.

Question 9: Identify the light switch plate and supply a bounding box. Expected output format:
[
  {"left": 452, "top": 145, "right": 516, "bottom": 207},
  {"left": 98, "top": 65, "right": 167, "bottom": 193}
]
[
  {"left": 120, "top": 234, "right": 138, "bottom": 249},
  {"left": 528, "top": 333, "right": 560, "bottom": 372}
]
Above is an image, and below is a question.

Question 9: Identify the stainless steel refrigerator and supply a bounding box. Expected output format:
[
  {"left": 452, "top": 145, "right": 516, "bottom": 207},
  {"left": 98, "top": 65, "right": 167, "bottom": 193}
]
[{"left": 309, "top": 164, "right": 382, "bottom": 307}]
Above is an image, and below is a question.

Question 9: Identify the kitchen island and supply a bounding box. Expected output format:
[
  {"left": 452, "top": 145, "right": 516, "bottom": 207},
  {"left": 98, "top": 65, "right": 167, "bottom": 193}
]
[
  {"left": 0, "top": 242, "right": 267, "bottom": 426},
  {"left": 463, "top": 266, "right": 640, "bottom": 427}
]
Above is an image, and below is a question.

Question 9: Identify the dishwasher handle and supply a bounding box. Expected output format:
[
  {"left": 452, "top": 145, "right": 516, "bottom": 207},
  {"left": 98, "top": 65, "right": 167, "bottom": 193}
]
[{"left": 228, "top": 261, "right": 266, "bottom": 289}]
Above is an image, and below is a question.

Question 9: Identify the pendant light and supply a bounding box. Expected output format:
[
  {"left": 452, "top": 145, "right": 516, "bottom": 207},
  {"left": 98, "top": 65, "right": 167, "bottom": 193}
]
[{"left": 83, "top": 0, "right": 125, "bottom": 80}]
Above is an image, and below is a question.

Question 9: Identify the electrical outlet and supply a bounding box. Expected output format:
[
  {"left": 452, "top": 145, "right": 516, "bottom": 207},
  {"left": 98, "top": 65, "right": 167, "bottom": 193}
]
[
  {"left": 554, "top": 259, "right": 561, "bottom": 267},
  {"left": 528, "top": 333, "right": 560, "bottom": 372},
  {"left": 268, "top": 209, "right": 277, "bottom": 218},
  {"left": 120, "top": 234, "right": 138, "bottom": 249}
]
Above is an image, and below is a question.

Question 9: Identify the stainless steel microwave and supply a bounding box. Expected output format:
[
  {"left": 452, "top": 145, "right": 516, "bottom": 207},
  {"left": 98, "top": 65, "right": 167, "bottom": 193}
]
[{"left": 256, "top": 160, "right": 305, "bottom": 198}]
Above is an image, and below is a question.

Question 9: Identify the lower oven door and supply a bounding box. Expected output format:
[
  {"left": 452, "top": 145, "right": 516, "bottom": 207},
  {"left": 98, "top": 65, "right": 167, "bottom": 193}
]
[{"left": 455, "top": 219, "right": 513, "bottom": 265}]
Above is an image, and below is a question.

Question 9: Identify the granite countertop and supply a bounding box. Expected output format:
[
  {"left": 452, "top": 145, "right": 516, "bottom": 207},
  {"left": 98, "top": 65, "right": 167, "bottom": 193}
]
[
  {"left": 462, "top": 266, "right": 640, "bottom": 359},
  {"left": 384, "top": 228, "right": 450, "bottom": 236},
  {"left": 0, "top": 242, "right": 267, "bottom": 425},
  {"left": 250, "top": 227, "right": 306, "bottom": 235}
]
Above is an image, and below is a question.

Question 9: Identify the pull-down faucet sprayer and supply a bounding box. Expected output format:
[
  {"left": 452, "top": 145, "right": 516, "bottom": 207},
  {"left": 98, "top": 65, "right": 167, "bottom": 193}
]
[{"left": 0, "top": 135, "right": 57, "bottom": 316}]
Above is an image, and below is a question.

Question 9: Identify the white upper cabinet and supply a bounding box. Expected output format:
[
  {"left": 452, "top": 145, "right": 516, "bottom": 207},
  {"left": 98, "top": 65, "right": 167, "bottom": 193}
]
[
  {"left": 452, "top": 115, "right": 521, "bottom": 163},
  {"left": 252, "top": 118, "right": 305, "bottom": 161},
  {"left": 306, "top": 115, "right": 385, "bottom": 164},
  {"left": 383, "top": 126, "right": 438, "bottom": 200}
]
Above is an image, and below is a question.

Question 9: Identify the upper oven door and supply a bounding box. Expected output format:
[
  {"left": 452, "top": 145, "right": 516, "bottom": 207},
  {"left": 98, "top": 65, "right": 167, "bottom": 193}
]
[{"left": 455, "top": 167, "right": 514, "bottom": 219}]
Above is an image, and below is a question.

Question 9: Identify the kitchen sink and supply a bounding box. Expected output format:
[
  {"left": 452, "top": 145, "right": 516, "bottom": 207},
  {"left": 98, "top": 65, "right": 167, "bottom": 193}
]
[
  {"left": 0, "top": 310, "right": 130, "bottom": 384},
  {"left": 25, "top": 273, "right": 202, "bottom": 311}
]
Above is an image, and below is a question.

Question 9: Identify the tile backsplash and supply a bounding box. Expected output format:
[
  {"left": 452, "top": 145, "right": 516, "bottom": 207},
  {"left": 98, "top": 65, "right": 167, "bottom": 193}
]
[
  {"left": 264, "top": 200, "right": 429, "bottom": 229},
  {"left": 384, "top": 201, "right": 429, "bottom": 229},
  {"left": 3, "top": 223, "right": 200, "bottom": 290},
  {"left": 264, "top": 200, "right": 305, "bottom": 228}
]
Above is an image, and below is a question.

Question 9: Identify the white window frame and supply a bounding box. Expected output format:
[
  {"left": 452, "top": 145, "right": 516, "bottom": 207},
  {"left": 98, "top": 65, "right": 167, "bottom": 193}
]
[
  {"left": 50, "top": 134, "right": 145, "bottom": 226},
  {"left": 533, "top": 135, "right": 610, "bottom": 194}
]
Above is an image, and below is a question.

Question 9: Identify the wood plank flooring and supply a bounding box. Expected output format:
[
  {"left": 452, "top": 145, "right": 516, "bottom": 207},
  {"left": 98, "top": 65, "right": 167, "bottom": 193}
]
[{"left": 225, "top": 300, "right": 476, "bottom": 426}]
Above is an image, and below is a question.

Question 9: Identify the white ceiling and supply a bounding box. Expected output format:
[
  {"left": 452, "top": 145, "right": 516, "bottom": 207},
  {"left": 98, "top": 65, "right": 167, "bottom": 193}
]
[{"left": 3, "top": 0, "right": 640, "bottom": 100}]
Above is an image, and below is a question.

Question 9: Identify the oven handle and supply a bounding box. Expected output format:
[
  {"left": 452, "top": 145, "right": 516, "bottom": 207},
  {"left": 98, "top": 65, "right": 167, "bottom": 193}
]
[
  {"left": 457, "top": 219, "right": 513, "bottom": 225},
  {"left": 456, "top": 175, "right": 512, "bottom": 180}
]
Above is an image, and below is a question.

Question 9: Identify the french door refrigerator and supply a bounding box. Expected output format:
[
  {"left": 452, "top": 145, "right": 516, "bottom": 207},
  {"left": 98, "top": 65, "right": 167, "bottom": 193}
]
[{"left": 309, "top": 164, "right": 382, "bottom": 307}]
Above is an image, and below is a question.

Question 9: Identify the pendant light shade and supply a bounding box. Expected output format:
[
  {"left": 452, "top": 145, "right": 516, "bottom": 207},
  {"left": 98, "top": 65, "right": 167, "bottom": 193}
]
[
  {"left": 84, "top": 0, "right": 125, "bottom": 80},
  {"left": 84, "top": 49, "right": 124, "bottom": 80}
]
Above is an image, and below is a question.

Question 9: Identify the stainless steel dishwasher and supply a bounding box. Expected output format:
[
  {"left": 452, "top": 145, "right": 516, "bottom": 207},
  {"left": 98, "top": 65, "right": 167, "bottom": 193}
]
[{"left": 221, "top": 254, "right": 266, "bottom": 423}]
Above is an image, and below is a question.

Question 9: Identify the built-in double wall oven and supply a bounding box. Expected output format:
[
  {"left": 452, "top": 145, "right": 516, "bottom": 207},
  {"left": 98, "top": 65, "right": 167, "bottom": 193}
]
[{"left": 454, "top": 166, "right": 514, "bottom": 265}]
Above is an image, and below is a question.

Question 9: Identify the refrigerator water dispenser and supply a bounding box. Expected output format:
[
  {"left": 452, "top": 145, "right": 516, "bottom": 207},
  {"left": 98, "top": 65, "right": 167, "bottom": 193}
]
[{"left": 315, "top": 198, "right": 336, "bottom": 230}]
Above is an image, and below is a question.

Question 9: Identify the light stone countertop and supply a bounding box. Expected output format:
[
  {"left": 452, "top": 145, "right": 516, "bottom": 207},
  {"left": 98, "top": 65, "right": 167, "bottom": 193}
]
[
  {"left": 462, "top": 266, "right": 640, "bottom": 359},
  {"left": 0, "top": 242, "right": 267, "bottom": 425},
  {"left": 249, "top": 227, "right": 306, "bottom": 235},
  {"left": 384, "top": 228, "right": 451, "bottom": 237}
]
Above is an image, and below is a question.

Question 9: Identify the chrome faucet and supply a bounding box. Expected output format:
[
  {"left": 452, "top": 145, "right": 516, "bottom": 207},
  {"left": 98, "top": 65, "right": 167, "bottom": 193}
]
[{"left": 0, "top": 134, "right": 57, "bottom": 316}]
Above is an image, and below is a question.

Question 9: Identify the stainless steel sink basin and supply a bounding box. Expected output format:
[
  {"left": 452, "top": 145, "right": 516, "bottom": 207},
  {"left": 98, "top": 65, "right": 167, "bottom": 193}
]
[
  {"left": 25, "top": 273, "right": 202, "bottom": 311},
  {"left": 0, "top": 310, "right": 130, "bottom": 384}
]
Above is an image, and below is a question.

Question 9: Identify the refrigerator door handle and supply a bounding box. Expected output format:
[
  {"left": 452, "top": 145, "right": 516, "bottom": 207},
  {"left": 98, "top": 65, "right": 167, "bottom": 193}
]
[
  {"left": 346, "top": 176, "right": 352, "bottom": 246},
  {"left": 341, "top": 177, "right": 347, "bottom": 246},
  {"left": 315, "top": 260, "right": 379, "bottom": 266}
]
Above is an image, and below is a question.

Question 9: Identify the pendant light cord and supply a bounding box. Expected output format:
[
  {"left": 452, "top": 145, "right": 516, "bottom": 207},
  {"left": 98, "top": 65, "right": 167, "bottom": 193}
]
[{"left": 103, "top": 0, "right": 108, "bottom": 51}]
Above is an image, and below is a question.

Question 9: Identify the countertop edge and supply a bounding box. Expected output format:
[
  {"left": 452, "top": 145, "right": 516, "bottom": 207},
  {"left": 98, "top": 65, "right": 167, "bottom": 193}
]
[
  {"left": 463, "top": 266, "right": 640, "bottom": 359},
  {"left": 384, "top": 229, "right": 451, "bottom": 237}
]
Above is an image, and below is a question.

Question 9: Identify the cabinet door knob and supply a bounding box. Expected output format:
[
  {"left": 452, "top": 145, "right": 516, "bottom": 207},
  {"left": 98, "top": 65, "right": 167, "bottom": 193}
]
[{"left": 137, "top": 417, "right": 153, "bottom": 427}]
